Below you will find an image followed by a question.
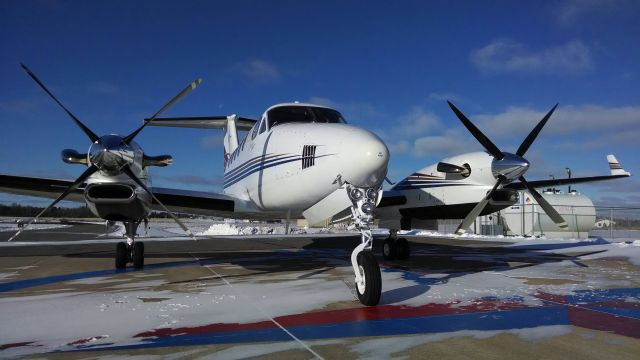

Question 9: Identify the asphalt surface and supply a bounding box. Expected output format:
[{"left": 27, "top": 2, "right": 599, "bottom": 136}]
[{"left": 1, "top": 222, "right": 639, "bottom": 359}]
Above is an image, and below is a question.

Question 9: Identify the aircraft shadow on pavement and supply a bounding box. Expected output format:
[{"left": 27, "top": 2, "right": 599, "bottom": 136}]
[{"left": 59, "top": 236, "right": 608, "bottom": 305}]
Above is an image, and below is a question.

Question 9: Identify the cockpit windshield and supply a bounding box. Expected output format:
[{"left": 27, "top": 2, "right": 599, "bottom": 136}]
[{"left": 268, "top": 106, "right": 347, "bottom": 128}]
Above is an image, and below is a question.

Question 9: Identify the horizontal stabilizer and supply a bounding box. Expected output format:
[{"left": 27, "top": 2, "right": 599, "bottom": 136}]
[{"left": 146, "top": 116, "right": 257, "bottom": 131}]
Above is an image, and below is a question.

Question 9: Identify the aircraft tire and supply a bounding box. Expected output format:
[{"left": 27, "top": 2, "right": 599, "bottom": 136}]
[
  {"left": 355, "top": 251, "right": 381, "bottom": 306},
  {"left": 115, "top": 242, "right": 127, "bottom": 269},
  {"left": 132, "top": 242, "right": 144, "bottom": 269},
  {"left": 396, "top": 238, "right": 410, "bottom": 260},
  {"left": 382, "top": 237, "right": 397, "bottom": 260}
]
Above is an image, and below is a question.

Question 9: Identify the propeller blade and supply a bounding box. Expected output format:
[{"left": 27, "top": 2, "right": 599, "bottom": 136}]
[
  {"left": 8, "top": 165, "right": 98, "bottom": 241},
  {"left": 519, "top": 176, "right": 568, "bottom": 229},
  {"left": 121, "top": 166, "right": 198, "bottom": 241},
  {"left": 123, "top": 78, "right": 202, "bottom": 143},
  {"left": 516, "top": 104, "right": 558, "bottom": 157},
  {"left": 455, "top": 178, "right": 503, "bottom": 235},
  {"left": 447, "top": 101, "right": 504, "bottom": 160},
  {"left": 20, "top": 64, "right": 100, "bottom": 143}
]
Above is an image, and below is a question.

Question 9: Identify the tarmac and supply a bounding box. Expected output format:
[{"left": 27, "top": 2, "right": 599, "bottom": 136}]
[{"left": 0, "top": 221, "right": 639, "bottom": 359}]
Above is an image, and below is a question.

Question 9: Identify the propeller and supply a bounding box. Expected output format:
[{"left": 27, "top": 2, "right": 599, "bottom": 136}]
[
  {"left": 446, "top": 101, "right": 567, "bottom": 235},
  {"left": 123, "top": 78, "right": 202, "bottom": 144},
  {"left": 9, "top": 65, "right": 201, "bottom": 241},
  {"left": 121, "top": 166, "right": 198, "bottom": 241}
]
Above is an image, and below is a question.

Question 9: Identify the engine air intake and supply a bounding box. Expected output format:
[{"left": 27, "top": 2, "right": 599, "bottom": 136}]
[{"left": 86, "top": 184, "right": 135, "bottom": 203}]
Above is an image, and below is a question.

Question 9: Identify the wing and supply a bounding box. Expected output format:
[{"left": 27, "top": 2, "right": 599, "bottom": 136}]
[
  {"left": 0, "top": 174, "right": 85, "bottom": 202},
  {"left": 505, "top": 154, "right": 631, "bottom": 190},
  {"left": 505, "top": 174, "right": 630, "bottom": 191},
  {"left": 0, "top": 174, "right": 245, "bottom": 218}
]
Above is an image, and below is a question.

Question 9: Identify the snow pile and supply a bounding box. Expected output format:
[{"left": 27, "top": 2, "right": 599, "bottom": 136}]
[
  {"left": 198, "top": 221, "right": 354, "bottom": 236},
  {"left": 199, "top": 222, "right": 286, "bottom": 235}
]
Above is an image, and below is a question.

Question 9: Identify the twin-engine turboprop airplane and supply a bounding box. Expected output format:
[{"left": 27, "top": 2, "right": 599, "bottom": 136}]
[
  {"left": 376, "top": 101, "right": 631, "bottom": 260},
  {"left": 0, "top": 66, "right": 389, "bottom": 306}
]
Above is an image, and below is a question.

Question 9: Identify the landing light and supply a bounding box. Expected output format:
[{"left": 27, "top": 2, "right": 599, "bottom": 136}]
[
  {"left": 349, "top": 188, "right": 363, "bottom": 201},
  {"left": 365, "top": 188, "right": 377, "bottom": 201},
  {"left": 361, "top": 202, "right": 374, "bottom": 215}
]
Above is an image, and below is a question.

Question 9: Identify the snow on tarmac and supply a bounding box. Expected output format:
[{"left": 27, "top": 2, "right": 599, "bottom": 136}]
[{"left": 0, "top": 225, "right": 639, "bottom": 357}]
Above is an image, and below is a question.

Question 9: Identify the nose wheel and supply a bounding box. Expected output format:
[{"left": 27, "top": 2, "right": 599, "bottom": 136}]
[
  {"left": 354, "top": 251, "right": 381, "bottom": 305},
  {"left": 115, "top": 221, "right": 145, "bottom": 270}
]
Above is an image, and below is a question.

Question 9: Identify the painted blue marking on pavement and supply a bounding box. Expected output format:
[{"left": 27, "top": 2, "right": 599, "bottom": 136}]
[{"left": 567, "top": 288, "right": 640, "bottom": 304}]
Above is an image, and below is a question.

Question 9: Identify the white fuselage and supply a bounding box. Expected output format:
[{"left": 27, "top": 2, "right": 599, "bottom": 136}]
[
  {"left": 223, "top": 106, "right": 389, "bottom": 218},
  {"left": 377, "top": 151, "right": 517, "bottom": 228}
]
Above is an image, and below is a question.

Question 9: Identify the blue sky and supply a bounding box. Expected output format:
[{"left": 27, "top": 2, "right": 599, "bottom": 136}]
[{"left": 1, "top": 0, "right": 639, "bottom": 208}]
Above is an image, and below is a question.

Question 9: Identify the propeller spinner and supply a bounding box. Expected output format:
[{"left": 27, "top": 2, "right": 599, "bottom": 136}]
[{"left": 446, "top": 101, "right": 567, "bottom": 235}]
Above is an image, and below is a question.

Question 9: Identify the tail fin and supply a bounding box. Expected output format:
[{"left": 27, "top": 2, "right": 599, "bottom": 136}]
[
  {"left": 607, "top": 154, "right": 631, "bottom": 176},
  {"left": 223, "top": 115, "right": 239, "bottom": 169}
]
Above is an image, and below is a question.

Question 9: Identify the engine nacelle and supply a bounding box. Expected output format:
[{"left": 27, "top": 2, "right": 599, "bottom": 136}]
[
  {"left": 61, "top": 149, "right": 88, "bottom": 165},
  {"left": 489, "top": 188, "right": 519, "bottom": 206}
]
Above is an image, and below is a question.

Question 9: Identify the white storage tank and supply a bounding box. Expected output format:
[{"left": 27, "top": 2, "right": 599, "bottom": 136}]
[{"left": 501, "top": 190, "right": 595, "bottom": 239}]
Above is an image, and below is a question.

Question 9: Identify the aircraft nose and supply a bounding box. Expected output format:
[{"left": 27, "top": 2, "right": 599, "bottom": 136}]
[{"left": 339, "top": 128, "right": 389, "bottom": 188}]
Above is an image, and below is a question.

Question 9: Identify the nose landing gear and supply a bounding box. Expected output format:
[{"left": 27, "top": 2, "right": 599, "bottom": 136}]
[
  {"left": 115, "top": 220, "right": 145, "bottom": 270},
  {"left": 348, "top": 185, "right": 381, "bottom": 306}
]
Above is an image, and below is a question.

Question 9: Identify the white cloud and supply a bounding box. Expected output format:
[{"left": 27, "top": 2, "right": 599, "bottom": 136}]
[
  {"left": 553, "top": 0, "right": 639, "bottom": 25},
  {"left": 386, "top": 140, "right": 410, "bottom": 155},
  {"left": 395, "top": 106, "right": 442, "bottom": 137},
  {"left": 413, "top": 129, "right": 480, "bottom": 158},
  {"left": 232, "top": 59, "right": 281, "bottom": 84},
  {"left": 472, "top": 104, "right": 640, "bottom": 144},
  {"left": 471, "top": 39, "right": 592, "bottom": 74}
]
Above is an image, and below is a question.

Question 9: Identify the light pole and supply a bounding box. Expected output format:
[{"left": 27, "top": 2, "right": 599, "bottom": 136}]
[{"left": 565, "top": 167, "right": 572, "bottom": 193}]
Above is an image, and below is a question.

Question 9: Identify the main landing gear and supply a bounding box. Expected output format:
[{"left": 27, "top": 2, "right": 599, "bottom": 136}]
[
  {"left": 382, "top": 229, "right": 410, "bottom": 260},
  {"left": 348, "top": 185, "right": 381, "bottom": 306},
  {"left": 115, "top": 220, "right": 145, "bottom": 270}
]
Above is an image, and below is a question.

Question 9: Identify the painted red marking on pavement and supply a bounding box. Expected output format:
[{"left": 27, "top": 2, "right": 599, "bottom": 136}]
[
  {"left": 135, "top": 299, "right": 530, "bottom": 338},
  {"left": 0, "top": 341, "right": 35, "bottom": 351},
  {"left": 569, "top": 307, "right": 640, "bottom": 339}
]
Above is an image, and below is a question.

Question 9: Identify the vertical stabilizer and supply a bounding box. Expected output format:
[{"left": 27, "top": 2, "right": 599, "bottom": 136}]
[
  {"left": 607, "top": 154, "right": 631, "bottom": 176},
  {"left": 223, "top": 115, "right": 239, "bottom": 169}
]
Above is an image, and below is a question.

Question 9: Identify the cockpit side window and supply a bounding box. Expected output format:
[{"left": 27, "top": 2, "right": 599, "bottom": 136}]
[
  {"left": 252, "top": 116, "right": 265, "bottom": 139},
  {"left": 268, "top": 106, "right": 346, "bottom": 129},
  {"left": 259, "top": 117, "right": 267, "bottom": 134}
]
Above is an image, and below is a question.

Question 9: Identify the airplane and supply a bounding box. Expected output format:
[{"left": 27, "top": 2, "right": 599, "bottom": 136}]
[
  {"left": 375, "top": 101, "right": 631, "bottom": 260},
  {"left": 0, "top": 65, "right": 389, "bottom": 306}
]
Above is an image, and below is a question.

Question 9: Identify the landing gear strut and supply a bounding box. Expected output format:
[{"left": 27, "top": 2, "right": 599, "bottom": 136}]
[
  {"left": 382, "top": 229, "right": 410, "bottom": 260},
  {"left": 115, "top": 220, "right": 145, "bottom": 270},
  {"left": 348, "top": 185, "right": 381, "bottom": 306}
]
